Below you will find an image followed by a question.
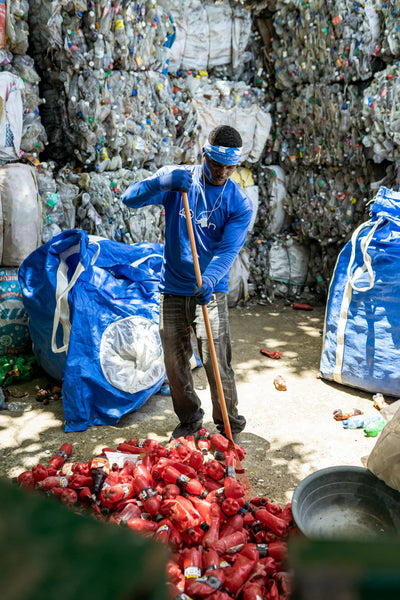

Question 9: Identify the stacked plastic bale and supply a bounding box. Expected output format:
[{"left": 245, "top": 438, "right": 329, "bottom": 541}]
[
  {"left": 361, "top": 63, "right": 400, "bottom": 166},
  {"left": 250, "top": 0, "right": 391, "bottom": 301},
  {"left": 0, "top": 0, "right": 48, "bottom": 357},
  {"left": 28, "top": 0, "right": 176, "bottom": 169},
  {"left": 26, "top": 0, "right": 178, "bottom": 243},
  {"left": 25, "top": 0, "right": 274, "bottom": 258}
]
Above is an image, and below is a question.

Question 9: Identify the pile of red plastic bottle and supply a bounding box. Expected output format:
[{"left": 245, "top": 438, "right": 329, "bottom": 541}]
[{"left": 16, "top": 428, "right": 292, "bottom": 599}]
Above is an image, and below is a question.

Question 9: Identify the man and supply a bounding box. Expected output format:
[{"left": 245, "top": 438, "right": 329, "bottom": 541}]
[{"left": 122, "top": 125, "right": 253, "bottom": 443}]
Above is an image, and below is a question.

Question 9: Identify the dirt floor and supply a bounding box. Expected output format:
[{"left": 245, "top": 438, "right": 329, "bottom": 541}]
[{"left": 0, "top": 299, "right": 388, "bottom": 507}]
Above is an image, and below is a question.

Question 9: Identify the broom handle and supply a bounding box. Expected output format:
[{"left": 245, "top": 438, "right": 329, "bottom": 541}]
[{"left": 182, "top": 192, "right": 233, "bottom": 440}]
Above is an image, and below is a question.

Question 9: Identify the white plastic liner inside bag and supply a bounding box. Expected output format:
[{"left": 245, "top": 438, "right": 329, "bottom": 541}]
[{"left": 100, "top": 315, "right": 165, "bottom": 394}]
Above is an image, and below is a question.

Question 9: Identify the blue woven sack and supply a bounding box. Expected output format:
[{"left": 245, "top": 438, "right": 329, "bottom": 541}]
[
  {"left": 19, "top": 229, "right": 166, "bottom": 431},
  {"left": 320, "top": 187, "right": 400, "bottom": 396}
]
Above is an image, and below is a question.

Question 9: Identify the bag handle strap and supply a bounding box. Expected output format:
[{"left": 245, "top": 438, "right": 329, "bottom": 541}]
[
  {"left": 347, "top": 217, "right": 383, "bottom": 293},
  {"left": 51, "top": 241, "right": 100, "bottom": 354},
  {"left": 130, "top": 253, "right": 162, "bottom": 269}
]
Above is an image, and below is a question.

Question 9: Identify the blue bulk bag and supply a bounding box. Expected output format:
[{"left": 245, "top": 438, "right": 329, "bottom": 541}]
[
  {"left": 19, "top": 229, "right": 166, "bottom": 432},
  {"left": 320, "top": 186, "right": 400, "bottom": 397}
]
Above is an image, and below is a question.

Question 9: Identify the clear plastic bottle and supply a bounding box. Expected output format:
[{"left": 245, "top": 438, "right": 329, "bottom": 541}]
[
  {"left": 342, "top": 414, "right": 386, "bottom": 430},
  {"left": 93, "top": 34, "right": 105, "bottom": 70},
  {"left": 5, "top": 401, "right": 33, "bottom": 412}
]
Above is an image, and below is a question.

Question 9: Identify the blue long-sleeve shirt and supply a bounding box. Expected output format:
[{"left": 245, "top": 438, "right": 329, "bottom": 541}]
[{"left": 122, "top": 164, "right": 253, "bottom": 295}]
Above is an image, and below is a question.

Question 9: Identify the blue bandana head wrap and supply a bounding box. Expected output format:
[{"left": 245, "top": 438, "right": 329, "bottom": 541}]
[{"left": 203, "top": 142, "right": 242, "bottom": 166}]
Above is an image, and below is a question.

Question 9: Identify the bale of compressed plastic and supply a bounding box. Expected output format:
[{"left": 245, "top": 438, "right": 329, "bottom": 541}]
[
  {"left": 285, "top": 164, "right": 372, "bottom": 246},
  {"left": 361, "top": 64, "right": 400, "bottom": 164},
  {"left": 8, "top": 54, "right": 47, "bottom": 158},
  {"left": 57, "top": 167, "right": 165, "bottom": 245},
  {"left": 258, "top": 1, "right": 381, "bottom": 89},
  {"left": 273, "top": 82, "right": 365, "bottom": 168}
]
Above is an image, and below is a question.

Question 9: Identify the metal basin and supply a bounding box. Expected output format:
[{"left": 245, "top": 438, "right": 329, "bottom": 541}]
[{"left": 291, "top": 466, "right": 400, "bottom": 540}]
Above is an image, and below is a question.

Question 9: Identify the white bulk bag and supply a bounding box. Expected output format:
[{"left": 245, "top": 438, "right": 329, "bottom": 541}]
[
  {"left": 193, "top": 100, "right": 271, "bottom": 164},
  {"left": 0, "top": 72, "right": 24, "bottom": 163},
  {"left": 269, "top": 237, "right": 310, "bottom": 285},
  {"left": 0, "top": 162, "right": 41, "bottom": 266}
]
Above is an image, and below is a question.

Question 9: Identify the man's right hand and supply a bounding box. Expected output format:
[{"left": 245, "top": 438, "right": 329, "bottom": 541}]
[{"left": 159, "top": 169, "right": 193, "bottom": 192}]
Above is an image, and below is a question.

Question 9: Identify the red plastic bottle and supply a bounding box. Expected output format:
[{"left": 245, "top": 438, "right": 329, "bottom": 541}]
[
  {"left": 152, "top": 458, "right": 198, "bottom": 481},
  {"left": 79, "top": 486, "right": 96, "bottom": 505},
  {"left": 273, "top": 571, "right": 291, "bottom": 598},
  {"left": 250, "top": 496, "right": 269, "bottom": 507},
  {"left": 219, "top": 513, "right": 244, "bottom": 538},
  {"left": 280, "top": 503, "right": 293, "bottom": 527},
  {"left": 50, "top": 487, "right": 78, "bottom": 506},
  {"left": 160, "top": 495, "right": 201, "bottom": 533},
  {"left": 132, "top": 464, "right": 161, "bottom": 516},
  {"left": 210, "top": 434, "right": 246, "bottom": 461},
  {"left": 224, "top": 452, "right": 246, "bottom": 499},
  {"left": 183, "top": 547, "right": 202, "bottom": 582},
  {"left": 32, "top": 464, "right": 51, "bottom": 482},
  {"left": 100, "top": 482, "right": 135, "bottom": 509},
  {"left": 49, "top": 443, "right": 73, "bottom": 469},
  {"left": 68, "top": 473, "right": 94, "bottom": 490},
  {"left": 221, "top": 497, "right": 241, "bottom": 516},
  {"left": 154, "top": 517, "right": 174, "bottom": 545},
  {"left": 222, "top": 544, "right": 259, "bottom": 595},
  {"left": 155, "top": 518, "right": 183, "bottom": 550},
  {"left": 163, "top": 465, "right": 206, "bottom": 496},
  {"left": 125, "top": 518, "right": 158, "bottom": 536},
  {"left": 251, "top": 541, "right": 288, "bottom": 561},
  {"left": 259, "top": 556, "right": 277, "bottom": 575},
  {"left": 17, "top": 470, "right": 35, "bottom": 489},
  {"left": 109, "top": 499, "right": 142, "bottom": 524},
  {"left": 205, "top": 459, "right": 225, "bottom": 481},
  {"left": 188, "top": 450, "right": 204, "bottom": 472},
  {"left": 196, "top": 427, "right": 211, "bottom": 454},
  {"left": 61, "top": 461, "right": 89, "bottom": 477},
  {"left": 267, "top": 581, "right": 279, "bottom": 600},
  {"left": 162, "top": 483, "right": 181, "bottom": 499},
  {"left": 142, "top": 452, "right": 156, "bottom": 472},
  {"left": 202, "top": 502, "right": 223, "bottom": 549},
  {"left": 187, "top": 494, "right": 214, "bottom": 527},
  {"left": 182, "top": 525, "right": 205, "bottom": 546},
  {"left": 242, "top": 581, "right": 265, "bottom": 600},
  {"left": 167, "top": 559, "right": 185, "bottom": 591},
  {"left": 169, "top": 439, "right": 192, "bottom": 462},
  {"left": 203, "top": 476, "right": 224, "bottom": 492},
  {"left": 253, "top": 508, "right": 288, "bottom": 538},
  {"left": 214, "top": 530, "right": 248, "bottom": 554},
  {"left": 36, "top": 475, "right": 69, "bottom": 491},
  {"left": 187, "top": 548, "right": 226, "bottom": 597},
  {"left": 116, "top": 442, "right": 145, "bottom": 455},
  {"left": 126, "top": 438, "right": 168, "bottom": 457}
]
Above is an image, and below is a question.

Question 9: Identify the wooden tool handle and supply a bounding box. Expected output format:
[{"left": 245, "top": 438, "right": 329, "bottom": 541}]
[{"left": 182, "top": 192, "right": 233, "bottom": 440}]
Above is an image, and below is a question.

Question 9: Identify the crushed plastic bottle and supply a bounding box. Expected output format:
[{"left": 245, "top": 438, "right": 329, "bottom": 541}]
[
  {"left": 273, "top": 375, "right": 287, "bottom": 391},
  {"left": 342, "top": 414, "right": 386, "bottom": 430},
  {"left": 5, "top": 401, "right": 33, "bottom": 412}
]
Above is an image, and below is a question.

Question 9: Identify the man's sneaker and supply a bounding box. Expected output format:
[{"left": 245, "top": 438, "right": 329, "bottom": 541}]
[
  {"left": 169, "top": 420, "right": 203, "bottom": 441},
  {"left": 214, "top": 432, "right": 241, "bottom": 461}
]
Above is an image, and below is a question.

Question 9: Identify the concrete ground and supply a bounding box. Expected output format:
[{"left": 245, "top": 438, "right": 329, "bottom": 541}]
[{"left": 0, "top": 300, "right": 389, "bottom": 508}]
